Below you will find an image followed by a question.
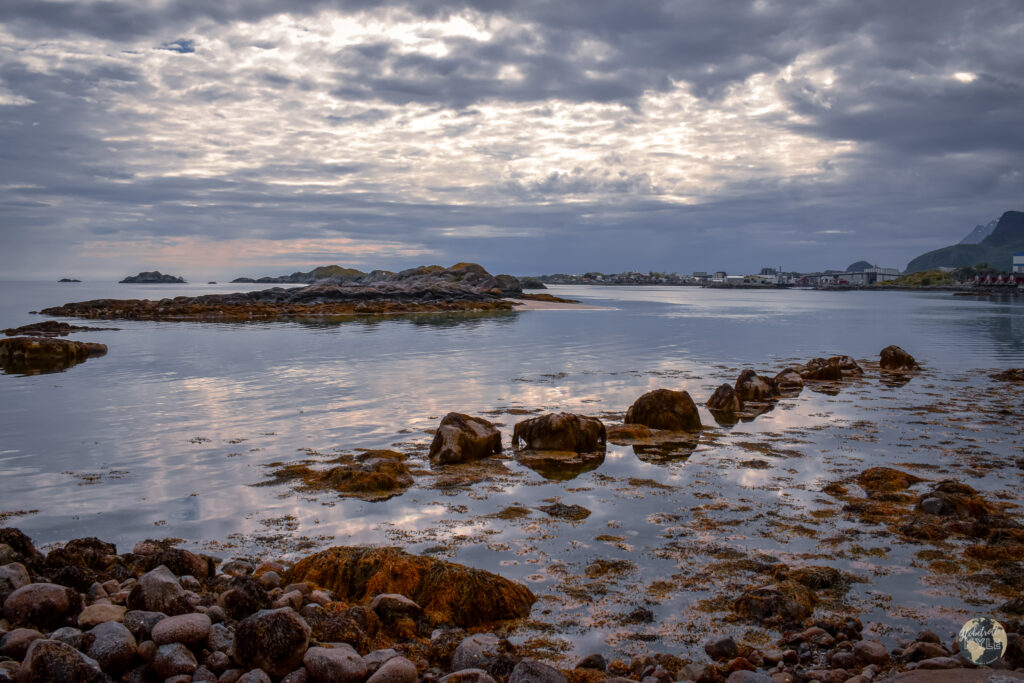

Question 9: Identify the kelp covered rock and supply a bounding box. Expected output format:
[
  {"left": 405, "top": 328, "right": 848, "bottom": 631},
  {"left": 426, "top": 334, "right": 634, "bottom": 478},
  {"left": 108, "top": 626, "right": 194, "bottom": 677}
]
[
  {"left": 429, "top": 413, "right": 502, "bottom": 465},
  {"left": 624, "top": 389, "right": 701, "bottom": 432},
  {"left": 512, "top": 413, "right": 606, "bottom": 453},
  {"left": 285, "top": 546, "right": 535, "bottom": 627}
]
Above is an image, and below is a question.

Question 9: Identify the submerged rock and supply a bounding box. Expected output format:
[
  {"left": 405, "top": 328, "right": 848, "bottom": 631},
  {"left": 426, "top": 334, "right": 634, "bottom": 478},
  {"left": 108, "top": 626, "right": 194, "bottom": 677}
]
[
  {"left": 625, "top": 389, "right": 701, "bottom": 432},
  {"left": 264, "top": 450, "right": 413, "bottom": 502},
  {"left": 2, "top": 321, "right": 117, "bottom": 337},
  {"left": 512, "top": 413, "right": 606, "bottom": 453},
  {"left": 285, "top": 546, "right": 535, "bottom": 627},
  {"left": 733, "top": 581, "right": 815, "bottom": 625},
  {"left": 992, "top": 368, "right": 1024, "bottom": 382},
  {"left": 429, "top": 413, "right": 502, "bottom": 465},
  {"left": 799, "top": 355, "right": 862, "bottom": 381},
  {"left": 857, "top": 467, "right": 924, "bottom": 495},
  {"left": 0, "top": 336, "right": 107, "bottom": 374},
  {"left": 537, "top": 503, "right": 591, "bottom": 521}
]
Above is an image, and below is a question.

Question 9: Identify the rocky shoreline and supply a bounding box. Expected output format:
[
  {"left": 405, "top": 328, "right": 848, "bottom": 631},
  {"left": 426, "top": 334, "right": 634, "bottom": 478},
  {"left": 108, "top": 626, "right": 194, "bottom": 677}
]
[{"left": 1, "top": 524, "right": 1021, "bottom": 683}]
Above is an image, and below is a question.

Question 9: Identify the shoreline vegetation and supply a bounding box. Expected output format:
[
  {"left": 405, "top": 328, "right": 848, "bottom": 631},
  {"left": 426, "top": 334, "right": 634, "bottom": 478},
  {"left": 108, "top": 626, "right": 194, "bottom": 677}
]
[{"left": 2, "top": 349, "right": 1023, "bottom": 681}]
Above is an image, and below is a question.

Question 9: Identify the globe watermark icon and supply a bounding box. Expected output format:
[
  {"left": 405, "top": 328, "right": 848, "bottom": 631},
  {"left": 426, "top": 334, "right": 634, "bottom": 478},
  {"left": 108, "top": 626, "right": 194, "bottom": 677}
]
[{"left": 957, "top": 617, "right": 1007, "bottom": 666}]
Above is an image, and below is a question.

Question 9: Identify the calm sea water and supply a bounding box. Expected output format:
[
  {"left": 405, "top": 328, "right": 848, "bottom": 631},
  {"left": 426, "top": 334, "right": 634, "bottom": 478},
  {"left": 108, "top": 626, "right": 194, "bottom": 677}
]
[{"left": 1, "top": 281, "right": 1022, "bottom": 658}]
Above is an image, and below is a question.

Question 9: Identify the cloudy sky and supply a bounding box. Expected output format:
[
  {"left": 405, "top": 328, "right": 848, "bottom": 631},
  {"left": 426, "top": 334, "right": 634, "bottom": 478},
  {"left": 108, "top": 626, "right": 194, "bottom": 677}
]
[{"left": 1, "top": 1, "right": 1022, "bottom": 279}]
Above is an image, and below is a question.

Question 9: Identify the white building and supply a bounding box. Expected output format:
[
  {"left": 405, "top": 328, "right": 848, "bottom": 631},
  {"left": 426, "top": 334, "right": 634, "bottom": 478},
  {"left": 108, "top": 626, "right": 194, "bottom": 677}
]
[{"left": 1014, "top": 253, "right": 1024, "bottom": 274}]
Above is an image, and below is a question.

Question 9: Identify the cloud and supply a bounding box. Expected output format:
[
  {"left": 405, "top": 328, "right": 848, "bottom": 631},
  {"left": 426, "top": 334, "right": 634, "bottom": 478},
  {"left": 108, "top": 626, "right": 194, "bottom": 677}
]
[{"left": 0, "top": 1, "right": 1022, "bottom": 279}]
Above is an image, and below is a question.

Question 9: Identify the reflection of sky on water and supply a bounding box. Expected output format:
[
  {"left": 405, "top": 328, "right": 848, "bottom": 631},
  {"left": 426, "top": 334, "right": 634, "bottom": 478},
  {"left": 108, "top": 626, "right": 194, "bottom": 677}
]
[{"left": 1, "top": 282, "right": 1022, "bottom": 659}]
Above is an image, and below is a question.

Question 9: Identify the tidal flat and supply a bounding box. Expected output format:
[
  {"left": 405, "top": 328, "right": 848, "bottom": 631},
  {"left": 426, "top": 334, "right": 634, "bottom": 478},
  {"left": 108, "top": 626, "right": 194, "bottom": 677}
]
[{"left": 1, "top": 281, "right": 1023, "bottom": 671}]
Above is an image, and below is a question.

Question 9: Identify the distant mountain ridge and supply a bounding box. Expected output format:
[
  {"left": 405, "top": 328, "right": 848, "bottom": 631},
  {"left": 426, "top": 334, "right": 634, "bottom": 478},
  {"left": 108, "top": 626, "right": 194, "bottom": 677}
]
[
  {"left": 906, "top": 210, "right": 1024, "bottom": 273},
  {"left": 959, "top": 219, "right": 998, "bottom": 245},
  {"left": 232, "top": 265, "right": 367, "bottom": 283}
]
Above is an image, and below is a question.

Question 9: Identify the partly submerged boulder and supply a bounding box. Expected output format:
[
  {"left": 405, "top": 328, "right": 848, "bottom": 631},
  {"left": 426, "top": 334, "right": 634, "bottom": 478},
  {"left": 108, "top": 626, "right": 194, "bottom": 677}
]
[
  {"left": 429, "top": 413, "right": 502, "bottom": 465},
  {"left": 285, "top": 546, "right": 535, "bottom": 627},
  {"left": 706, "top": 384, "right": 741, "bottom": 414},
  {"left": 624, "top": 389, "right": 701, "bottom": 432},
  {"left": 799, "top": 355, "right": 862, "bottom": 381},
  {"left": 880, "top": 345, "right": 920, "bottom": 371},
  {"left": 512, "top": 413, "right": 606, "bottom": 453},
  {"left": 734, "top": 370, "right": 776, "bottom": 402},
  {"left": 264, "top": 450, "right": 413, "bottom": 502},
  {"left": 0, "top": 337, "right": 106, "bottom": 374},
  {"left": 857, "top": 467, "right": 924, "bottom": 495},
  {"left": 772, "top": 368, "right": 804, "bottom": 394}
]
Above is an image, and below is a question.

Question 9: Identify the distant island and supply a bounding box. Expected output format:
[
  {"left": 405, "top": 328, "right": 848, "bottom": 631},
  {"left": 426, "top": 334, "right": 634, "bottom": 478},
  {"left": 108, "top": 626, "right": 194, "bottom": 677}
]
[
  {"left": 120, "top": 271, "right": 186, "bottom": 283},
  {"left": 906, "top": 210, "right": 1023, "bottom": 273},
  {"left": 58, "top": 278, "right": 81, "bottom": 283},
  {"left": 232, "top": 265, "right": 366, "bottom": 283}
]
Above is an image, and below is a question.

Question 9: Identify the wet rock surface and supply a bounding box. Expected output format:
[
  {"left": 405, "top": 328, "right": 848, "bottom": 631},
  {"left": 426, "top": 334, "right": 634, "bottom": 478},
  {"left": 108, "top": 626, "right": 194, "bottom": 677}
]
[
  {"left": 880, "top": 345, "right": 920, "bottom": 371},
  {"left": 429, "top": 413, "right": 503, "bottom": 465},
  {"left": 0, "top": 336, "right": 107, "bottom": 374},
  {"left": 513, "top": 413, "right": 606, "bottom": 453},
  {"left": 624, "top": 388, "right": 702, "bottom": 432}
]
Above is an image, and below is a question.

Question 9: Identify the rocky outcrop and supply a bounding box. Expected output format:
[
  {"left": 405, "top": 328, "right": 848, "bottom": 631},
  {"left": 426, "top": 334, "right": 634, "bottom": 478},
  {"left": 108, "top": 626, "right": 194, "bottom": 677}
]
[
  {"left": 624, "top": 389, "right": 701, "bottom": 432},
  {"left": 429, "top": 413, "right": 502, "bottom": 465},
  {"left": 880, "top": 345, "right": 920, "bottom": 371},
  {"left": 119, "top": 271, "right": 185, "bottom": 283},
  {"left": 0, "top": 337, "right": 106, "bottom": 374},
  {"left": 43, "top": 263, "right": 523, "bottom": 322},
  {"left": 285, "top": 546, "right": 536, "bottom": 627},
  {"left": 512, "top": 413, "right": 606, "bottom": 452},
  {"left": 734, "top": 369, "right": 776, "bottom": 402}
]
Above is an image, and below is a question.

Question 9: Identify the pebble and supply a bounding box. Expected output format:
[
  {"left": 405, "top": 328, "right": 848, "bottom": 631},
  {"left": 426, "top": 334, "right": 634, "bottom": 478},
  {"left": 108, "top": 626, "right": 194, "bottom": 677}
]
[
  {"left": 439, "top": 669, "right": 499, "bottom": 683},
  {"left": 129, "top": 565, "right": 191, "bottom": 615},
  {"left": 705, "top": 636, "right": 739, "bottom": 660},
  {"left": 235, "top": 607, "right": 311, "bottom": 679},
  {"left": 20, "top": 638, "right": 105, "bottom": 681},
  {"left": 853, "top": 639, "right": 890, "bottom": 665},
  {"left": 364, "top": 647, "right": 401, "bottom": 673},
  {"left": 451, "top": 633, "right": 501, "bottom": 671},
  {"left": 0, "top": 563, "right": 30, "bottom": 603},
  {"left": 0, "top": 627, "right": 42, "bottom": 659},
  {"left": 238, "top": 670, "right": 273, "bottom": 683},
  {"left": 508, "top": 659, "right": 568, "bottom": 683},
  {"left": 86, "top": 620, "right": 137, "bottom": 673}
]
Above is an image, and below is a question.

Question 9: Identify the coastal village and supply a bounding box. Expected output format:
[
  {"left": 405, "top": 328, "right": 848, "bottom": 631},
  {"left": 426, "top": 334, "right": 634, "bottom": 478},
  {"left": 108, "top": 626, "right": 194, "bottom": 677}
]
[{"left": 531, "top": 252, "right": 1024, "bottom": 290}]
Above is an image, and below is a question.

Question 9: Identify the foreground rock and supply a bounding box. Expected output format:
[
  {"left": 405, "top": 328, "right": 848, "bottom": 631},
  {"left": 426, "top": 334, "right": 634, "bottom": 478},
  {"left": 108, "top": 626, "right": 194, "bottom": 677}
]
[
  {"left": 47, "top": 263, "right": 522, "bottom": 322},
  {"left": 880, "top": 345, "right": 920, "bottom": 371},
  {"left": 624, "top": 389, "right": 701, "bottom": 432},
  {"left": 429, "top": 413, "right": 502, "bottom": 465},
  {"left": 285, "top": 546, "right": 535, "bottom": 626},
  {"left": 512, "top": 413, "right": 606, "bottom": 453},
  {"left": 235, "top": 607, "right": 311, "bottom": 678},
  {"left": 119, "top": 270, "right": 185, "bottom": 283},
  {"left": 0, "top": 337, "right": 107, "bottom": 374}
]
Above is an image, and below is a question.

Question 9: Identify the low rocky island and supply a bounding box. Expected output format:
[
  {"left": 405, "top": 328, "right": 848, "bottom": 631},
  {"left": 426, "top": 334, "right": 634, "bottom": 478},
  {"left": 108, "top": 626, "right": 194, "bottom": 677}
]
[
  {"left": 120, "top": 271, "right": 186, "bottom": 284},
  {"left": 41, "top": 263, "right": 550, "bottom": 323},
  {"left": 0, "top": 337, "right": 107, "bottom": 374},
  {"left": 3, "top": 321, "right": 118, "bottom": 337},
  {"left": 232, "top": 265, "right": 367, "bottom": 284},
  {"left": 58, "top": 278, "right": 81, "bottom": 283}
]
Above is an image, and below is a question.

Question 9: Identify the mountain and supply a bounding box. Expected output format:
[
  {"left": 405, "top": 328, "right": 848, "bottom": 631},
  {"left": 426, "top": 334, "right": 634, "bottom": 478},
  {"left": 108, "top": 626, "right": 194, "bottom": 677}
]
[
  {"left": 845, "top": 261, "right": 874, "bottom": 272},
  {"left": 232, "top": 265, "right": 367, "bottom": 283},
  {"left": 959, "top": 219, "right": 998, "bottom": 245},
  {"left": 905, "top": 211, "right": 1024, "bottom": 273}
]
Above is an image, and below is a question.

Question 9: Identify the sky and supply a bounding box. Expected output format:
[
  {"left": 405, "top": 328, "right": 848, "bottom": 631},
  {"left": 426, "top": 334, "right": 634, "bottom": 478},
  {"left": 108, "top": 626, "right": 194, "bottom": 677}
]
[{"left": 1, "top": 1, "right": 1022, "bottom": 280}]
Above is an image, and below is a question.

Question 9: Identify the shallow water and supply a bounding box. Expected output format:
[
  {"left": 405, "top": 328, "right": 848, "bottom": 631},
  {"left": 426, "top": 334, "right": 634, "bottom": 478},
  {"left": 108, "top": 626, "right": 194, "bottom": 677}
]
[{"left": 1, "top": 281, "right": 1022, "bottom": 659}]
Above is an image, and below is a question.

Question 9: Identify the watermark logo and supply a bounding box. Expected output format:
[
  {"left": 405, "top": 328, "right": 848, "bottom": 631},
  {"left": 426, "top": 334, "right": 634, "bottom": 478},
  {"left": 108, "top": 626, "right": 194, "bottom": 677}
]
[{"left": 957, "top": 617, "right": 1007, "bottom": 666}]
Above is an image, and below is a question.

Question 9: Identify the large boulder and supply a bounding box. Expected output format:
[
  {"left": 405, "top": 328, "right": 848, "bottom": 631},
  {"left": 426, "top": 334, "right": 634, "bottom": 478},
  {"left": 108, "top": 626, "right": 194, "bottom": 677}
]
[
  {"left": 512, "top": 413, "right": 606, "bottom": 453},
  {"left": 3, "top": 582, "right": 82, "bottom": 630},
  {"left": 734, "top": 370, "right": 775, "bottom": 402},
  {"left": 880, "top": 345, "right": 920, "bottom": 371},
  {"left": 624, "top": 389, "right": 701, "bottom": 432},
  {"left": 706, "top": 384, "right": 741, "bottom": 414},
  {"left": 234, "top": 608, "right": 311, "bottom": 679},
  {"left": 285, "top": 546, "right": 535, "bottom": 627},
  {"left": 429, "top": 413, "right": 502, "bottom": 465}
]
